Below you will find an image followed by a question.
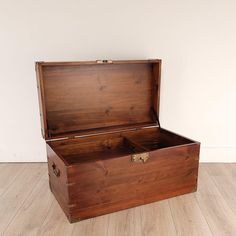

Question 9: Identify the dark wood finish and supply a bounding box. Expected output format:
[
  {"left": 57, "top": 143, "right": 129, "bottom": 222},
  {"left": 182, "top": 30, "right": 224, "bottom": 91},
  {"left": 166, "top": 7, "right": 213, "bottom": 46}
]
[
  {"left": 35, "top": 63, "right": 47, "bottom": 138},
  {"left": 47, "top": 127, "right": 199, "bottom": 222},
  {"left": 36, "top": 60, "right": 161, "bottom": 139},
  {"left": 36, "top": 59, "right": 200, "bottom": 223}
]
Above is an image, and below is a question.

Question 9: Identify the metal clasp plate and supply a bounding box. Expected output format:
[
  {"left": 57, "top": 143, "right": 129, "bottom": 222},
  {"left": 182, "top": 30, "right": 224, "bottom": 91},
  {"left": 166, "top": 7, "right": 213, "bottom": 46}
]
[
  {"left": 131, "top": 152, "right": 150, "bottom": 163},
  {"left": 96, "top": 60, "right": 113, "bottom": 64}
]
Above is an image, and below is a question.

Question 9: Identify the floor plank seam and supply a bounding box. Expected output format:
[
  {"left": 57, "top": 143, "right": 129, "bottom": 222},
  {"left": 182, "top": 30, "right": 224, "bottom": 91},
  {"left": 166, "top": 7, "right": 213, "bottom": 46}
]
[
  {"left": 105, "top": 213, "right": 110, "bottom": 236},
  {"left": 197, "top": 165, "right": 236, "bottom": 235},
  {"left": 194, "top": 195, "right": 214, "bottom": 236},
  {"left": 167, "top": 199, "right": 178, "bottom": 236},
  {"left": 2, "top": 166, "right": 47, "bottom": 235},
  {"left": 205, "top": 166, "right": 236, "bottom": 218},
  {"left": 36, "top": 199, "right": 55, "bottom": 236},
  {"left": 0, "top": 164, "right": 27, "bottom": 198}
]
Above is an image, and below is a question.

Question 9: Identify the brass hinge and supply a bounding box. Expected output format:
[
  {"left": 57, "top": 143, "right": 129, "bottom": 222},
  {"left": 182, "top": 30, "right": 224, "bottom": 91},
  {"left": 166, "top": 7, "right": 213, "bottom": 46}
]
[
  {"left": 150, "top": 107, "right": 161, "bottom": 128},
  {"left": 131, "top": 152, "right": 150, "bottom": 163}
]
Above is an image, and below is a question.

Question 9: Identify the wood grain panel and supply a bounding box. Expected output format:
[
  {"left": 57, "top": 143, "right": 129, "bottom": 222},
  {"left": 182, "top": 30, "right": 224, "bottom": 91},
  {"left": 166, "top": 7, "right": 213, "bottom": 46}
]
[
  {"left": 64, "top": 144, "right": 199, "bottom": 221},
  {"left": 36, "top": 61, "right": 161, "bottom": 138}
]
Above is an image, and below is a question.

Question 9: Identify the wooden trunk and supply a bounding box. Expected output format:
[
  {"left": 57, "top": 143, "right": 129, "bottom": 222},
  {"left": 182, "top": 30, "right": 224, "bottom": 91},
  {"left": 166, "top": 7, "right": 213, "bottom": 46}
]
[{"left": 35, "top": 59, "right": 200, "bottom": 223}]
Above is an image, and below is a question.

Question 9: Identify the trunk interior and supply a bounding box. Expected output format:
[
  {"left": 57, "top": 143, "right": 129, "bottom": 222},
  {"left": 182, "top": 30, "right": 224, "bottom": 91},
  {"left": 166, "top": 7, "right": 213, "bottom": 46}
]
[{"left": 49, "top": 127, "right": 195, "bottom": 165}]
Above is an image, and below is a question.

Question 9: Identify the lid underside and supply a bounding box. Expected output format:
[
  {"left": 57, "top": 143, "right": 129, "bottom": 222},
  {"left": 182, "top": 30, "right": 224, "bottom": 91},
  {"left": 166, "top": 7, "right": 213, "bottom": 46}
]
[{"left": 36, "top": 60, "right": 161, "bottom": 139}]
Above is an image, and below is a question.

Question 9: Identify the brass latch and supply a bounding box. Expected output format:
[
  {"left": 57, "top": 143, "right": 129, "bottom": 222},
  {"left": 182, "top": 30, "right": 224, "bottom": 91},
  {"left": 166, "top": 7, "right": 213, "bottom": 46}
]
[
  {"left": 96, "top": 60, "right": 113, "bottom": 64},
  {"left": 131, "top": 152, "right": 150, "bottom": 163}
]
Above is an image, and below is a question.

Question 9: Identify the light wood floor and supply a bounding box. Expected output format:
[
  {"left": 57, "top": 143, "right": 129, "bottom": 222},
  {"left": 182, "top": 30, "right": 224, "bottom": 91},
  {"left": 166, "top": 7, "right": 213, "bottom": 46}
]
[{"left": 0, "top": 163, "right": 235, "bottom": 236}]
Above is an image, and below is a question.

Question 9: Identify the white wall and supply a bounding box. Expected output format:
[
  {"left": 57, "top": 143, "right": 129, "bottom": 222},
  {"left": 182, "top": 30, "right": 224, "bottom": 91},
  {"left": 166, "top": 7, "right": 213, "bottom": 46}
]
[{"left": 0, "top": 0, "right": 236, "bottom": 162}]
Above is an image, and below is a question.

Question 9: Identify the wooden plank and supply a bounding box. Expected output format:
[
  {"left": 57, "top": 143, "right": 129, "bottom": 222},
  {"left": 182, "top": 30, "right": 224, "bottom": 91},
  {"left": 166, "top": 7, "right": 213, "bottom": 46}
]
[
  {"left": 72, "top": 201, "right": 174, "bottom": 236},
  {"left": 169, "top": 194, "right": 212, "bottom": 236},
  {"left": 134, "top": 200, "right": 176, "bottom": 236},
  {"left": 0, "top": 163, "right": 26, "bottom": 197},
  {"left": 204, "top": 163, "right": 236, "bottom": 216},
  {"left": 106, "top": 208, "right": 138, "bottom": 236},
  {"left": 35, "top": 62, "right": 47, "bottom": 139},
  {"left": 105, "top": 200, "right": 176, "bottom": 236},
  {"left": 38, "top": 200, "right": 74, "bottom": 236},
  {"left": 195, "top": 164, "right": 236, "bottom": 236},
  {"left": 228, "top": 163, "right": 236, "bottom": 177},
  {"left": 42, "top": 63, "right": 155, "bottom": 136},
  {"left": 0, "top": 163, "right": 46, "bottom": 234},
  {"left": 0, "top": 163, "right": 6, "bottom": 168},
  {"left": 3, "top": 166, "right": 51, "bottom": 236},
  {"left": 204, "top": 163, "right": 229, "bottom": 176},
  {"left": 71, "top": 214, "right": 109, "bottom": 236}
]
